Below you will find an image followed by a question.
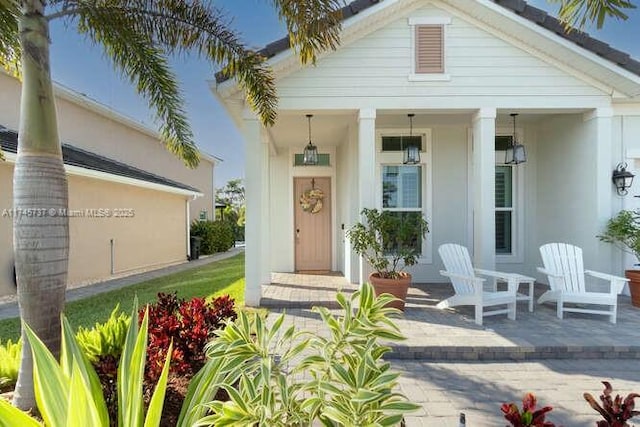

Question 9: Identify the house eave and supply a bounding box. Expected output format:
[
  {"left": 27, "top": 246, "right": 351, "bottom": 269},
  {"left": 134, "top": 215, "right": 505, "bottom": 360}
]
[{"left": 2, "top": 151, "right": 203, "bottom": 198}]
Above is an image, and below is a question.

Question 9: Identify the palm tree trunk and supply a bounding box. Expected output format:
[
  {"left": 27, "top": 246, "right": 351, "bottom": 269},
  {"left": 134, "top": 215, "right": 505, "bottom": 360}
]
[{"left": 12, "top": 0, "right": 69, "bottom": 411}]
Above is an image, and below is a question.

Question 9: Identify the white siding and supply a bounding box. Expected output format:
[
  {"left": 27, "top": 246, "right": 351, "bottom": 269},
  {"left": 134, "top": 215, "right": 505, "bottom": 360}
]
[
  {"left": 535, "top": 115, "right": 602, "bottom": 274},
  {"left": 276, "top": 6, "right": 609, "bottom": 108},
  {"left": 269, "top": 152, "right": 292, "bottom": 272}
]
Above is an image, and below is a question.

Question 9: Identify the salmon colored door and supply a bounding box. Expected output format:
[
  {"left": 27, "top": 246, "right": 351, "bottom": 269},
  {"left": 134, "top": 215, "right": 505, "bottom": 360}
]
[{"left": 294, "top": 177, "right": 331, "bottom": 272}]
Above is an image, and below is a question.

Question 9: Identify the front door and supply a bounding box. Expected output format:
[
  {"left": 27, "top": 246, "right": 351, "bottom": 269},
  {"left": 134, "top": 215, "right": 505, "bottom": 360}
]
[{"left": 294, "top": 177, "right": 331, "bottom": 272}]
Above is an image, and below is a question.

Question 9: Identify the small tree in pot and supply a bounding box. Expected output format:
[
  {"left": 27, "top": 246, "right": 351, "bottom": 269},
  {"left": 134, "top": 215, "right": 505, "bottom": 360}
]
[
  {"left": 598, "top": 209, "right": 640, "bottom": 307},
  {"left": 347, "top": 208, "right": 428, "bottom": 310}
]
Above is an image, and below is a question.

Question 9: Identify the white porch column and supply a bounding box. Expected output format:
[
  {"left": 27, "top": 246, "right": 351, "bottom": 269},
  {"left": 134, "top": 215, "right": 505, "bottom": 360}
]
[
  {"left": 358, "top": 108, "right": 376, "bottom": 284},
  {"left": 242, "top": 110, "right": 268, "bottom": 306},
  {"left": 585, "top": 108, "right": 613, "bottom": 272},
  {"left": 472, "top": 108, "right": 496, "bottom": 270}
]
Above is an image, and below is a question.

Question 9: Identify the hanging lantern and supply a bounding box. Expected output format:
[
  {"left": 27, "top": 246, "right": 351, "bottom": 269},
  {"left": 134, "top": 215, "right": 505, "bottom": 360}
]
[
  {"left": 403, "top": 113, "right": 420, "bottom": 165},
  {"left": 302, "top": 114, "right": 318, "bottom": 166},
  {"left": 505, "top": 113, "right": 526, "bottom": 165}
]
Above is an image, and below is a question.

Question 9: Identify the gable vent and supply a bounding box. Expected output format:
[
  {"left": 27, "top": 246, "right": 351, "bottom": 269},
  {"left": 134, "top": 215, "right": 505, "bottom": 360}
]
[{"left": 415, "top": 25, "right": 443, "bottom": 73}]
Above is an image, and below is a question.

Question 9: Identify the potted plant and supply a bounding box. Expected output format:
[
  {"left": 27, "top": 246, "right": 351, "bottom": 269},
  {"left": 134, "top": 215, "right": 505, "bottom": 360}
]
[
  {"left": 346, "top": 208, "right": 428, "bottom": 310},
  {"left": 598, "top": 209, "right": 640, "bottom": 307}
]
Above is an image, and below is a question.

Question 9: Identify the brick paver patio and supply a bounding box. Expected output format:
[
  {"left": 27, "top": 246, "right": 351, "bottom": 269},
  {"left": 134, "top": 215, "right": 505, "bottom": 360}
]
[{"left": 264, "top": 272, "right": 640, "bottom": 426}]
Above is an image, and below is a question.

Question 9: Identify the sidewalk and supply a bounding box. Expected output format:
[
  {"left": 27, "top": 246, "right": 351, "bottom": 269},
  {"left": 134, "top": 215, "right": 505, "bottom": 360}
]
[{"left": 0, "top": 247, "right": 244, "bottom": 320}]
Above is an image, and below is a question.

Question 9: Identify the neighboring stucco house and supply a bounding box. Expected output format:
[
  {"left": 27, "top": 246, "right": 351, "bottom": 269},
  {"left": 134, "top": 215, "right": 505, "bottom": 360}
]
[
  {"left": 214, "top": 0, "right": 640, "bottom": 306},
  {"left": 0, "top": 72, "right": 219, "bottom": 296}
]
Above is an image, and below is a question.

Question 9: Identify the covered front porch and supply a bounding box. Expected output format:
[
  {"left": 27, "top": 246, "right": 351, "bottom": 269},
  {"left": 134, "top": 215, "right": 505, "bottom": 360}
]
[{"left": 243, "top": 107, "right": 622, "bottom": 305}]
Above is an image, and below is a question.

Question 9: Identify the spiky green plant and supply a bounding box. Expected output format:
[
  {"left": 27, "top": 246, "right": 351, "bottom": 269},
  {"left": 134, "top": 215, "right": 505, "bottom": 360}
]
[
  {"left": 178, "top": 282, "right": 419, "bottom": 426},
  {"left": 0, "top": 302, "right": 171, "bottom": 427},
  {"left": 75, "top": 305, "right": 130, "bottom": 364},
  {"left": 0, "top": 339, "right": 21, "bottom": 392}
]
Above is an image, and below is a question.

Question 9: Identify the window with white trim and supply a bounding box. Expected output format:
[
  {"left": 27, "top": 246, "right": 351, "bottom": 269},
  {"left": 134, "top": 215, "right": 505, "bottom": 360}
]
[
  {"left": 408, "top": 17, "right": 451, "bottom": 81},
  {"left": 377, "top": 130, "right": 432, "bottom": 261},
  {"left": 495, "top": 165, "right": 513, "bottom": 254},
  {"left": 494, "top": 135, "right": 523, "bottom": 259}
]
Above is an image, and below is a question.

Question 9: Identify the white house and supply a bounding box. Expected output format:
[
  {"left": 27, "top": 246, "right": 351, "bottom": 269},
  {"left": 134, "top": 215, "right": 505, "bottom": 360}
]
[{"left": 213, "top": 0, "right": 640, "bottom": 306}]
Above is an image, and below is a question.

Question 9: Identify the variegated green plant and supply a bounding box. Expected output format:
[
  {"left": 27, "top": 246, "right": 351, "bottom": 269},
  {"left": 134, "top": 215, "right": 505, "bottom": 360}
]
[
  {"left": 0, "top": 302, "right": 171, "bottom": 427},
  {"left": 76, "top": 305, "right": 130, "bottom": 363},
  {"left": 0, "top": 338, "right": 21, "bottom": 392},
  {"left": 0, "top": 307, "right": 129, "bottom": 395},
  {"left": 179, "top": 282, "right": 419, "bottom": 426}
]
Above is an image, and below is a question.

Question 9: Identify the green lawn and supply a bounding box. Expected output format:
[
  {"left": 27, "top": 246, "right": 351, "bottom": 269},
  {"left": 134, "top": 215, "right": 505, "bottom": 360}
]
[{"left": 0, "top": 252, "right": 245, "bottom": 341}]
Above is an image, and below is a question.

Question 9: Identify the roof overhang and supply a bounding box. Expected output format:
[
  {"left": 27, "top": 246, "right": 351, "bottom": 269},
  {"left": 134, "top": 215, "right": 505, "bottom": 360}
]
[{"left": 1, "top": 152, "right": 203, "bottom": 198}]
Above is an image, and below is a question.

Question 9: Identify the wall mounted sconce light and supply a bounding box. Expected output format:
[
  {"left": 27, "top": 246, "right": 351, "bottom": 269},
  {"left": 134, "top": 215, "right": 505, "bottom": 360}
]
[{"left": 612, "top": 162, "right": 635, "bottom": 196}]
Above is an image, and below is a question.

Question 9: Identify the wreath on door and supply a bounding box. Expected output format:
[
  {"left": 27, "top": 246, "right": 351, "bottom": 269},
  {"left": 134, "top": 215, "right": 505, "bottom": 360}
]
[{"left": 299, "top": 187, "right": 324, "bottom": 214}]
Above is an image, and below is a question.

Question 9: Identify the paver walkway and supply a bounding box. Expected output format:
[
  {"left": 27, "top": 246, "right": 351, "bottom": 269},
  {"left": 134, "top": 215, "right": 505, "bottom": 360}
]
[
  {"left": 264, "top": 272, "right": 640, "bottom": 426},
  {"left": 395, "top": 359, "right": 640, "bottom": 426},
  {"left": 0, "top": 248, "right": 244, "bottom": 320}
]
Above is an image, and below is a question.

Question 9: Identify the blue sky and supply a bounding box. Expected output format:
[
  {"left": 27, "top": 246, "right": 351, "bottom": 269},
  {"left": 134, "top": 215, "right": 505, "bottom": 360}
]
[{"left": 47, "top": 0, "right": 640, "bottom": 188}]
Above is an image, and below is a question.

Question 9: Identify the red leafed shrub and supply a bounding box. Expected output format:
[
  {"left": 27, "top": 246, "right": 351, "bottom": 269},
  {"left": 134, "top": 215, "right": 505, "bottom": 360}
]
[
  {"left": 141, "top": 292, "right": 237, "bottom": 382},
  {"left": 584, "top": 381, "right": 640, "bottom": 427},
  {"left": 502, "top": 393, "right": 556, "bottom": 427}
]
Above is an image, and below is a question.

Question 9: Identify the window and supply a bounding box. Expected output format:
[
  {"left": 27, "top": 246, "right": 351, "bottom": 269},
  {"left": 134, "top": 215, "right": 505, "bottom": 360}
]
[
  {"left": 495, "top": 166, "right": 513, "bottom": 254},
  {"left": 381, "top": 136, "right": 423, "bottom": 153},
  {"left": 377, "top": 129, "right": 432, "bottom": 262},
  {"left": 382, "top": 165, "right": 423, "bottom": 254},
  {"left": 408, "top": 17, "right": 451, "bottom": 81},
  {"left": 494, "top": 133, "right": 523, "bottom": 260},
  {"left": 294, "top": 153, "right": 330, "bottom": 166}
]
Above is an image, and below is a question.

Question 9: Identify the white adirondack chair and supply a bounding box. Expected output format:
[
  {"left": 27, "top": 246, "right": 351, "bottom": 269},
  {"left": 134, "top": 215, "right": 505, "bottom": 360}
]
[
  {"left": 538, "top": 243, "right": 628, "bottom": 324},
  {"left": 437, "top": 244, "right": 518, "bottom": 325}
]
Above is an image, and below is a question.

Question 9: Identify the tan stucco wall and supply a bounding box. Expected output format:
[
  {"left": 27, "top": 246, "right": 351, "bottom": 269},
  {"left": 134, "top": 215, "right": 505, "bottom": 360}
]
[
  {"left": 0, "top": 162, "right": 188, "bottom": 296},
  {"left": 0, "top": 72, "right": 215, "bottom": 221}
]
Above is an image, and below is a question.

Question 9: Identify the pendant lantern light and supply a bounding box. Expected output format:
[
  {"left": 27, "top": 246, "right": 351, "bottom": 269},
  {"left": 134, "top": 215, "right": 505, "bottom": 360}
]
[
  {"left": 302, "top": 114, "right": 318, "bottom": 166},
  {"left": 403, "top": 113, "right": 420, "bottom": 165},
  {"left": 505, "top": 113, "right": 526, "bottom": 165}
]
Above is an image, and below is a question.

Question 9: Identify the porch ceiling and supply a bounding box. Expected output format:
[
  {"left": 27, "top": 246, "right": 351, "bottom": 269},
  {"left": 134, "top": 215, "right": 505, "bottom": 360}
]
[
  {"left": 267, "top": 108, "right": 591, "bottom": 149},
  {"left": 268, "top": 112, "right": 354, "bottom": 149}
]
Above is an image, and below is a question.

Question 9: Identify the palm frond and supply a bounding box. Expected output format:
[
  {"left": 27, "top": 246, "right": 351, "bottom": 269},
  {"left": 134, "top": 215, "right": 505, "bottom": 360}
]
[
  {"left": 51, "top": 0, "right": 279, "bottom": 129},
  {"left": 550, "top": 0, "right": 635, "bottom": 29},
  {"left": 271, "top": 0, "right": 344, "bottom": 65},
  {"left": 74, "top": 5, "right": 200, "bottom": 167},
  {"left": 0, "top": 0, "right": 20, "bottom": 77}
]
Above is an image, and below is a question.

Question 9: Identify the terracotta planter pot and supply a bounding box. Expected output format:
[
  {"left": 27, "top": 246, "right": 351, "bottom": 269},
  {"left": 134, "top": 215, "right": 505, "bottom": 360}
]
[
  {"left": 368, "top": 272, "right": 411, "bottom": 311},
  {"left": 624, "top": 270, "right": 640, "bottom": 308}
]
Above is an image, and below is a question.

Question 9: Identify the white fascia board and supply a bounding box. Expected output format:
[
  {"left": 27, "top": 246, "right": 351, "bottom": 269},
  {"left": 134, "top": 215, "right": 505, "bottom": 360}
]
[
  {"left": 199, "top": 149, "right": 223, "bottom": 164},
  {"left": 3, "top": 152, "right": 202, "bottom": 198},
  {"left": 471, "top": 0, "right": 640, "bottom": 88}
]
